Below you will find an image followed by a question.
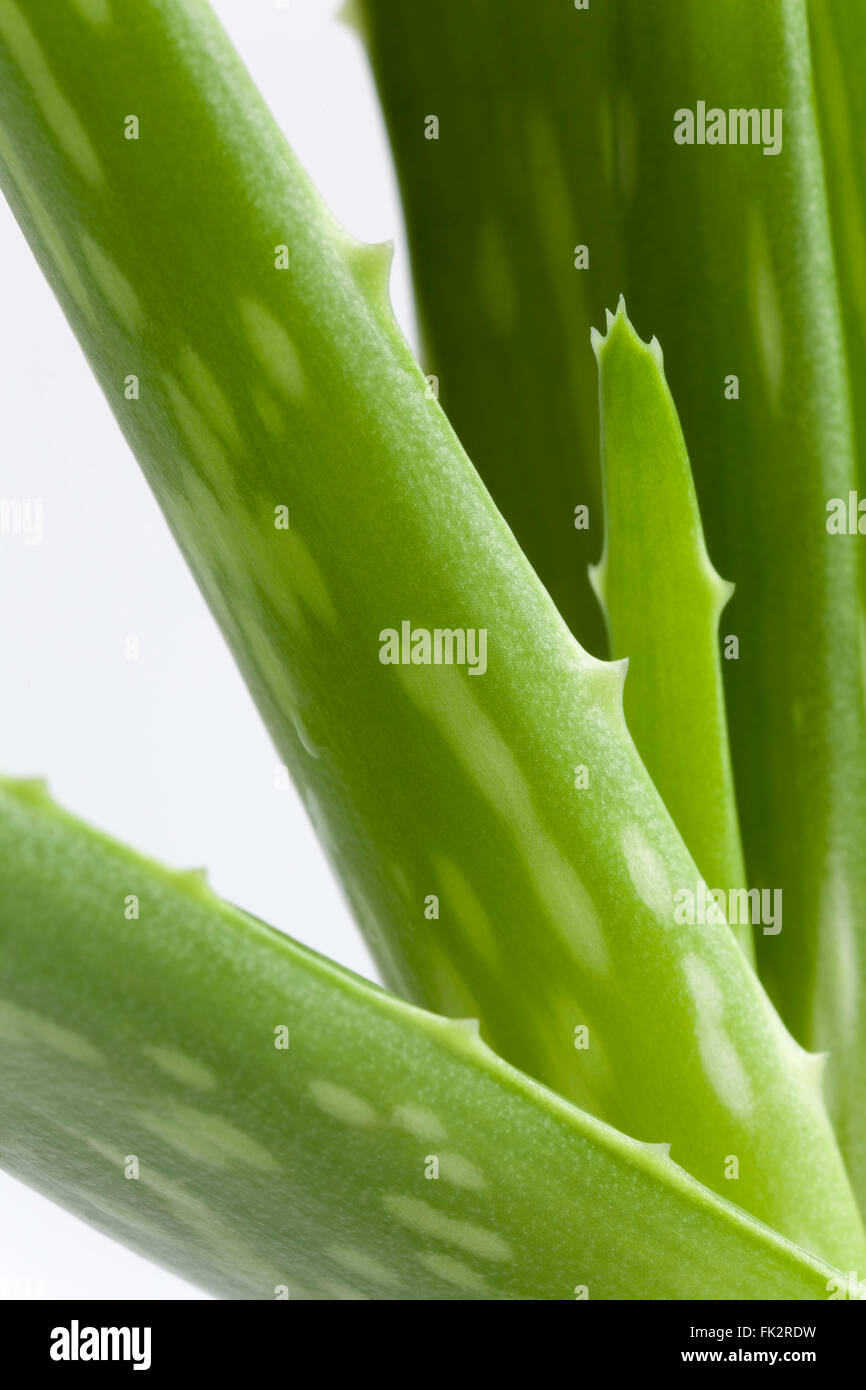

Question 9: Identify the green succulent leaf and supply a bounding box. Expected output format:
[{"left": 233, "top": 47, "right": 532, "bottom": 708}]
[
  {"left": 0, "top": 0, "right": 864, "bottom": 1270},
  {"left": 359, "top": 0, "right": 866, "bottom": 1216},
  {"left": 609, "top": 0, "right": 866, "bottom": 1217},
  {"left": 808, "top": 0, "right": 866, "bottom": 511},
  {"left": 591, "top": 300, "right": 750, "bottom": 960},
  {"left": 356, "top": 0, "right": 619, "bottom": 651},
  {"left": 0, "top": 777, "right": 851, "bottom": 1301}
]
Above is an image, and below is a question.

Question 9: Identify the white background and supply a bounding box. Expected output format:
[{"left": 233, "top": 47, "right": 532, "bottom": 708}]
[{"left": 0, "top": 0, "right": 415, "bottom": 1300}]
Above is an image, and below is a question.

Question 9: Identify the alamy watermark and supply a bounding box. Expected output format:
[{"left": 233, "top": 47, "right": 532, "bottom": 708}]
[
  {"left": 675, "top": 880, "right": 782, "bottom": 935},
  {"left": 674, "top": 102, "right": 783, "bottom": 156},
  {"left": 0, "top": 497, "right": 43, "bottom": 545},
  {"left": 826, "top": 491, "right": 866, "bottom": 534},
  {"left": 50, "top": 1321, "right": 151, "bottom": 1371},
  {"left": 0, "top": 1276, "right": 44, "bottom": 1299},
  {"left": 379, "top": 621, "right": 488, "bottom": 676}
]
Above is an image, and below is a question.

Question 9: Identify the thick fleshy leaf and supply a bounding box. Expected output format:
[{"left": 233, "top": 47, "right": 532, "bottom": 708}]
[
  {"left": 0, "top": 0, "right": 863, "bottom": 1265},
  {"left": 591, "top": 301, "right": 750, "bottom": 959},
  {"left": 610, "top": 0, "right": 866, "bottom": 1215},
  {"left": 355, "top": 0, "right": 617, "bottom": 650},
  {"left": 360, "top": 0, "right": 866, "bottom": 1213},
  {"left": 0, "top": 777, "right": 848, "bottom": 1301},
  {"left": 808, "top": 0, "right": 866, "bottom": 509}
]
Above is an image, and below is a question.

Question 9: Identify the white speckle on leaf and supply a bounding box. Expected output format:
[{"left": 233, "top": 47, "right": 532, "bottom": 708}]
[
  {"left": 418, "top": 1250, "right": 491, "bottom": 1294},
  {"left": 621, "top": 824, "right": 674, "bottom": 919},
  {"left": 683, "top": 954, "right": 753, "bottom": 1116},
  {"left": 177, "top": 344, "right": 244, "bottom": 453},
  {"left": 433, "top": 855, "right": 499, "bottom": 966},
  {"left": 0, "top": 1, "right": 103, "bottom": 183},
  {"left": 438, "top": 1152, "right": 486, "bottom": 1191},
  {"left": 164, "top": 374, "right": 230, "bottom": 478},
  {"left": 0, "top": 127, "right": 94, "bottom": 320},
  {"left": 239, "top": 296, "right": 305, "bottom": 399},
  {"left": 80, "top": 234, "right": 142, "bottom": 328},
  {"left": 281, "top": 532, "right": 339, "bottom": 629},
  {"left": 401, "top": 667, "right": 609, "bottom": 976},
  {"left": 138, "top": 1102, "right": 279, "bottom": 1171},
  {"left": 696, "top": 1024, "right": 754, "bottom": 1117},
  {"left": 392, "top": 1104, "right": 446, "bottom": 1141},
  {"left": 383, "top": 1193, "right": 512, "bottom": 1261},
  {"left": 0, "top": 1000, "right": 104, "bottom": 1068},
  {"left": 143, "top": 1045, "right": 216, "bottom": 1091},
  {"left": 327, "top": 1245, "right": 399, "bottom": 1290},
  {"left": 309, "top": 1080, "right": 378, "bottom": 1128},
  {"left": 683, "top": 953, "right": 725, "bottom": 1016}
]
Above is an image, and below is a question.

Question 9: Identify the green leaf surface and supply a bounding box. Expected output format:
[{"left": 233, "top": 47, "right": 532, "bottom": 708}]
[
  {"left": 356, "top": 0, "right": 617, "bottom": 651},
  {"left": 0, "top": 777, "right": 848, "bottom": 1301},
  {"left": 0, "top": 0, "right": 863, "bottom": 1267},
  {"left": 609, "top": 0, "right": 866, "bottom": 1215},
  {"left": 808, "top": 0, "right": 866, "bottom": 509},
  {"left": 591, "top": 301, "right": 750, "bottom": 959},
  {"left": 360, "top": 0, "right": 866, "bottom": 1214}
]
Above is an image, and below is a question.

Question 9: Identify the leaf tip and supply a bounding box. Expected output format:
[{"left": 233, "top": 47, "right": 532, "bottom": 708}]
[
  {"left": 593, "top": 297, "right": 667, "bottom": 371},
  {"left": 592, "top": 295, "right": 640, "bottom": 359},
  {"left": 336, "top": 0, "right": 368, "bottom": 42}
]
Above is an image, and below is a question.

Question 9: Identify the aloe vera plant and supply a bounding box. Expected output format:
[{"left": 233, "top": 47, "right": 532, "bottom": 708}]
[
  {"left": 0, "top": 776, "right": 843, "bottom": 1302},
  {"left": 1, "top": 0, "right": 865, "bottom": 1300},
  {"left": 361, "top": 0, "right": 866, "bottom": 1218}
]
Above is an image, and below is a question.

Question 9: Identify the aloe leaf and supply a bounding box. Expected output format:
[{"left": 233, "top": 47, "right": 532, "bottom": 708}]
[
  {"left": 801, "top": 0, "right": 866, "bottom": 1203},
  {"left": 608, "top": 0, "right": 866, "bottom": 1215},
  {"left": 591, "top": 301, "right": 751, "bottom": 960},
  {"left": 0, "top": 776, "right": 849, "bottom": 1301},
  {"left": 808, "top": 0, "right": 866, "bottom": 508},
  {"left": 354, "top": 0, "right": 617, "bottom": 651},
  {"left": 359, "top": 0, "right": 866, "bottom": 1214},
  {"left": 1, "top": 0, "right": 864, "bottom": 1268}
]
